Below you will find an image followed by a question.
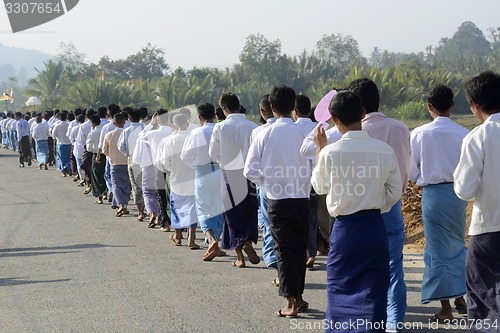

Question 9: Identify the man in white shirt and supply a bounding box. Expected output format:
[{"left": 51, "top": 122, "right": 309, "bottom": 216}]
[
  {"left": 209, "top": 93, "right": 259, "bottom": 268},
  {"left": 15, "top": 112, "right": 32, "bottom": 168},
  {"left": 349, "top": 78, "right": 410, "bottom": 332},
  {"left": 312, "top": 91, "right": 402, "bottom": 332},
  {"left": 250, "top": 95, "right": 278, "bottom": 274},
  {"left": 32, "top": 115, "right": 50, "bottom": 170},
  {"left": 118, "top": 107, "right": 146, "bottom": 221},
  {"left": 181, "top": 103, "right": 225, "bottom": 261},
  {"left": 77, "top": 109, "right": 96, "bottom": 193},
  {"left": 141, "top": 108, "right": 173, "bottom": 230},
  {"left": 410, "top": 85, "right": 469, "bottom": 320},
  {"left": 87, "top": 115, "right": 107, "bottom": 203},
  {"left": 1, "top": 115, "right": 8, "bottom": 149},
  {"left": 52, "top": 112, "right": 72, "bottom": 176},
  {"left": 245, "top": 86, "right": 311, "bottom": 318},
  {"left": 97, "top": 105, "right": 120, "bottom": 206},
  {"left": 156, "top": 114, "right": 199, "bottom": 249},
  {"left": 294, "top": 94, "right": 320, "bottom": 271},
  {"left": 454, "top": 71, "right": 500, "bottom": 328},
  {"left": 67, "top": 108, "right": 84, "bottom": 181}
]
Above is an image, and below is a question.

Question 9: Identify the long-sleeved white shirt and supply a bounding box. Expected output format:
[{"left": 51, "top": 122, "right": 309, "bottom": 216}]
[
  {"left": 76, "top": 120, "right": 92, "bottom": 148},
  {"left": 180, "top": 123, "right": 216, "bottom": 168},
  {"left": 52, "top": 120, "right": 72, "bottom": 145},
  {"left": 300, "top": 125, "right": 343, "bottom": 160},
  {"left": 454, "top": 113, "right": 500, "bottom": 236},
  {"left": 86, "top": 125, "right": 103, "bottom": 154},
  {"left": 250, "top": 118, "right": 275, "bottom": 142},
  {"left": 32, "top": 122, "right": 50, "bottom": 141},
  {"left": 244, "top": 117, "right": 311, "bottom": 200},
  {"left": 410, "top": 117, "right": 469, "bottom": 187},
  {"left": 362, "top": 112, "right": 411, "bottom": 192},
  {"left": 140, "top": 125, "right": 173, "bottom": 167},
  {"left": 16, "top": 118, "right": 30, "bottom": 138},
  {"left": 311, "top": 130, "right": 402, "bottom": 217},
  {"left": 209, "top": 113, "right": 257, "bottom": 171},
  {"left": 155, "top": 130, "right": 194, "bottom": 196},
  {"left": 117, "top": 122, "right": 145, "bottom": 158},
  {"left": 98, "top": 121, "right": 116, "bottom": 150}
]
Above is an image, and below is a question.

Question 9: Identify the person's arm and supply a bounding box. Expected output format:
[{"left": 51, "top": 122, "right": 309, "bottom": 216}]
[
  {"left": 103, "top": 134, "right": 110, "bottom": 157},
  {"left": 117, "top": 130, "right": 127, "bottom": 156},
  {"left": 208, "top": 126, "right": 221, "bottom": 165},
  {"left": 409, "top": 131, "right": 421, "bottom": 183},
  {"left": 382, "top": 153, "right": 403, "bottom": 212},
  {"left": 243, "top": 136, "right": 264, "bottom": 185},
  {"left": 454, "top": 132, "right": 483, "bottom": 201}
]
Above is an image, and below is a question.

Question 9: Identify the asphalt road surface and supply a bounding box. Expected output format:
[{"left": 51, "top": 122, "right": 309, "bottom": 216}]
[{"left": 0, "top": 150, "right": 467, "bottom": 333}]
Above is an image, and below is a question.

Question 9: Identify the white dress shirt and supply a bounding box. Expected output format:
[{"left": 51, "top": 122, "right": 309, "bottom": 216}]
[
  {"left": 69, "top": 124, "right": 84, "bottom": 159},
  {"left": 76, "top": 120, "right": 92, "bottom": 148},
  {"left": 362, "top": 112, "right": 411, "bottom": 192},
  {"left": 52, "top": 120, "right": 71, "bottom": 144},
  {"left": 86, "top": 125, "right": 103, "bottom": 154},
  {"left": 155, "top": 130, "right": 194, "bottom": 196},
  {"left": 250, "top": 118, "right": 275, "bottom": 142},
  {"left": 141, "top": 125, "right": 173, "bottom": 167},
  {"left": 209, "top": 113, "right": 258, "bottom": 171},
  {"left": 98, "top": 121, "right": 116, "bottom": 150},
  {"left": 180, "top": 123, "right": 216, "bottom": 168},
  {"left": 117, "top": 122, "right": 145, "bottom": 158},
  {"left": 295, "top": 117, "right": 318, "bottom": 138},
  {"left": 32, "top": 122, "right": 50, "bottom": 141},
  {"left": 66, "top": 119, "right": 78, "bottom": 138},
  {"left": 311, "top": 130, "right": 402, "bottom": 217},
  {"left": 244, "top": 117, "right": 311, "bottom": 200},
  {"left": 410, "top": 117, "right": 469, "bottom": 186},
  {"left": 454, "top": 113, "right": 500, "bottom": 236},
  {"left": 300, "top": 125, "right": 343, "bottom": 160},
  {"left": 16, "top": 118, "right": 30, "bottom": 138}
]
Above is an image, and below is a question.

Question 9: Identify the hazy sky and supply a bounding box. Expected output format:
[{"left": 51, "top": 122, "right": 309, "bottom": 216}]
[{"left": 1, "top": 0, "right": 500, "bottom": 69}]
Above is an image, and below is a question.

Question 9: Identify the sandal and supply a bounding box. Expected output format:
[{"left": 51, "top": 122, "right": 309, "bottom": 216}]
[
  {"left": 275, "top": 309, "right": 297, "bottom": 318},
  {"left": 231, "top": 261, "right": 245, "bottom": 268},
  {"left": 242, "top": 245, "right": 260, "bottom": 265},
  {"left": 170, "top": 234, "right": 181, "bottom": 246},
  {"left": 189, "top": 244, "right": 201, "bottom": 250},
  {"left": 271, "top": 278, "right": 280, "bottom": 287},
  {"left": 297, "top": 301, "right": 309, "bottom": 313}
]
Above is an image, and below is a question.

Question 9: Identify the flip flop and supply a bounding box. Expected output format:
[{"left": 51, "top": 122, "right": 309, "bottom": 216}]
[
  {"left": 170, "top": 234, "right": 181, "bottom": 246},
  {"left": 243, "top": 245, "right": 260, "bottom": 265},
  {"left": 216, "top": 250, "right": 227, "bottom": 257},
  {"left": 203, "top": 251, "right": 218, "bottom": 261},
  {"left": 297, "top": 302, "right": 309, "bottom": 313},
  {"left": 231, "top": 261, "right": 245, "bottom": 268},
  {"left": 275, "top": 309, "right": 297, "bottom": 318},
  {"left": 189, "top": 244, "right": 201, "bottom": 250},
  {"left": 455, "top": 305, "right": 467, "bottom": 315},
  {"left": 271, "top": 278, "right": 279, "bottom": 287}
]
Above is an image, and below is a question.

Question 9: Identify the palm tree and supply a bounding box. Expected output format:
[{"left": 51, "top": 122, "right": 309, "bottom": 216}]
[{"left": 25, "top": 60, "right": 65, "bottom": 109}]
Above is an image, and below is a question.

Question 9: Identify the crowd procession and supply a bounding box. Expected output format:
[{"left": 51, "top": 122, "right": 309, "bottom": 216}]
[{"left": 1, "top": 71, "right": 500, "bottom": 333}]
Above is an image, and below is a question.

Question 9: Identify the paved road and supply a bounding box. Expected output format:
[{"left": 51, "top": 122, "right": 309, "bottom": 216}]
[{"left": 0, "top": 150, "right": 467, "bottom": 333}]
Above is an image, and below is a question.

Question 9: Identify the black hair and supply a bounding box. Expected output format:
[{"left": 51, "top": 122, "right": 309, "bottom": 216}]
[
  {"left": 85, "top": 109, "right": 96, "bottom": 118},
  {"left": 113, "top": 113, "right": 126, "bottom": 126},
  {"left": 76, "top": 114, "right": 86, "bottom": 123},
  {"left": 74, "top": 108, "right": 83, "bottom": 116},
  {"left": 219, "top": 93, "right": 240, "bottom": 112},
  {"left": 465, "top": 71, "right": 500, "bottom": 115},
  {"left": 427, "top": 85, "right": 454, "bottom": 113},
  {"left": 240, "top": 105, "right": 246, "bottom": 114},
  {"left": 125, "top": 107, "right": 141, "bottom": 122},
  {"left": 269, "top": 85, "right": 296, "bottom": 115},
  {"left": 197, "top": 103, "right": 216, "bottom": 121},
  {"left": 90, "top": 114, "right": 101, "bottom": 126},
  {"left": 14, "top": 112, "right": 22, "bottom": 118},
  {"left": 329, "top": 91, "right": 364, "bottom": 126},
  {"left": 259, "top": 94, "right": 272, "bottom": 118},
  {"left": 139, "top": 107, "right": 148, "bottom": 120},
  {"left": 295, "top": 95, "right": 312, "bottom": 117},
  {"left": 215, "top": 106, "right": 226, "bottom": 121},
  {"left": 24, "top": 115, "right": 30, "bottom": 121},
  {"left": 68, "top": 113, "right": 75, "bottom": 122},
  {"left": 97, "top": 106, "right": 108, "bottom": 118},
  {"left": 348, "top": 78, "right": 380, "bottom": 114},
  {"left": 43, "top": 112, "right": 51, "bottom": 121},
  {"left": 59, "top": 112, "right": 68, "bottom": 121}
]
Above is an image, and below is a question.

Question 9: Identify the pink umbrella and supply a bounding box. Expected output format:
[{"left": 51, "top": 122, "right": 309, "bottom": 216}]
[{"left": 314, "top": 90, "right": 337, "bottom": 123}]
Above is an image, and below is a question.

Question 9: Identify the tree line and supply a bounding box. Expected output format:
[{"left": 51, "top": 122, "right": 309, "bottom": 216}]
[{"left": 7, "top": 21, "right": 500, "bottom": 119}]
